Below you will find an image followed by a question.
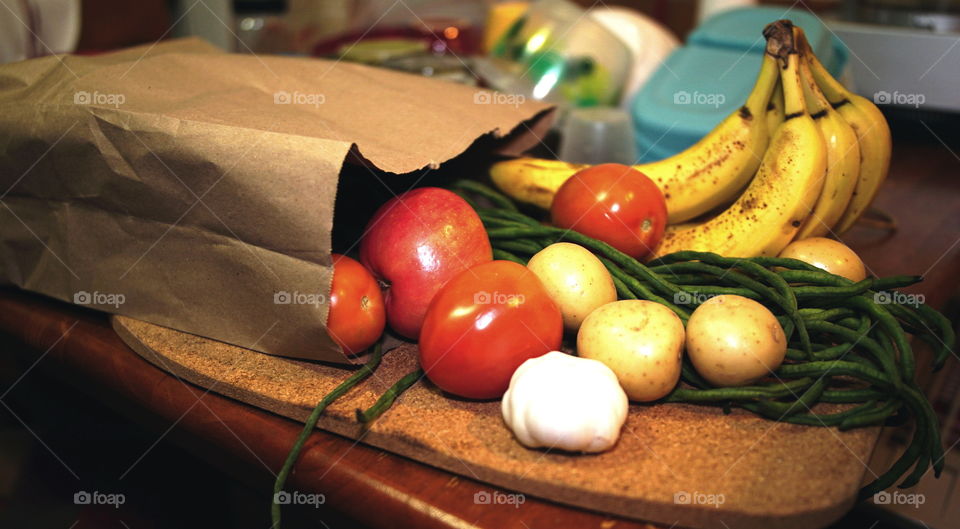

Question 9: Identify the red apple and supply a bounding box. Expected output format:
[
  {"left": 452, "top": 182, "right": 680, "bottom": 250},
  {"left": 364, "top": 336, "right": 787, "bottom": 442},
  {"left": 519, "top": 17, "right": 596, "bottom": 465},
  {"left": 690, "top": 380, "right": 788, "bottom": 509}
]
[{"left": 360, "top": 187, "right": 492, "bottom": 339}]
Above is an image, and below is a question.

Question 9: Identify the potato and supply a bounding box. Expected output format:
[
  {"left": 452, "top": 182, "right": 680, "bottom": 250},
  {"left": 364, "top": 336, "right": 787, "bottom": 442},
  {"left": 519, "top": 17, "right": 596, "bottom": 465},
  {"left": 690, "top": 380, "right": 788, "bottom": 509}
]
[
  {"left": 577, "top": 300, "right": 684, "bottom": 401},
  {"left": 686, "top": 295, "right": 786, "bottom": 387},
  {"left": 527, "top": 243, "right": 617, "bottom": 331},
  {"left": 778, "top": 237, "right": 866, "bottom": 282}
]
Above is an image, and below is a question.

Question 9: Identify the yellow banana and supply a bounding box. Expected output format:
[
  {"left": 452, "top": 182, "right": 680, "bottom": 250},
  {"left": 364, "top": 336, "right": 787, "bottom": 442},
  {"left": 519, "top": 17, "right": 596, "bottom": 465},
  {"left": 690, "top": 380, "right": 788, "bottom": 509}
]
[
  {"left": 797, "top": 28, "right": 891, "bottom": 235},
  {"left": 794, "top": 45, "right": 860, "bottom": 239},
  {"left": 489, "top": 158, "right": 587, "bottom": 210},
  {"left": 654, "top": 23, "right": 826, "bottom": 258},
  {"left": 490, "top": 52, "right": 780, "bottom": 223},
  {"left": 766, "top": 80, "right": 784, "bottom": 134}
]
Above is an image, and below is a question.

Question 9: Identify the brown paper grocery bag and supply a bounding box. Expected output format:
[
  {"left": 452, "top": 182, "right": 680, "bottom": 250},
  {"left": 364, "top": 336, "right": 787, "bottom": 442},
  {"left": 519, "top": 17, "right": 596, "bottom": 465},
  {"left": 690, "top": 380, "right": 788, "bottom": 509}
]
[{"left": 0, "top": 38, "right": 553, "bottom": 362}]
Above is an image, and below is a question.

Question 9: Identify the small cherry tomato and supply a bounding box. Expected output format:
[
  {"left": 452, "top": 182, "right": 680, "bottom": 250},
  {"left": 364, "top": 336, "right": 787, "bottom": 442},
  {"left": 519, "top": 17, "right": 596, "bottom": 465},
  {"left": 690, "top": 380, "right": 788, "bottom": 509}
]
[
  {"left": 418, "top": 260, "right": 563, "bottom": 399},
  {"left": 551, "top": 164, "right": 667, "bottom": 260},
  {"left": 327, "top": 254, "right": 386, "bottom": 355}
]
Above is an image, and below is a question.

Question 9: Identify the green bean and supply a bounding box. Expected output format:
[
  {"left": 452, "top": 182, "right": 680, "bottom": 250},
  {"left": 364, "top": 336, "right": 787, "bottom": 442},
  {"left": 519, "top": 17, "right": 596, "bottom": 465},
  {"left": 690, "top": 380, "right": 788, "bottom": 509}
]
[
  {"left": 492, "top": 248, "right": 526, "bottom": 264},
  {"left": 558, "top": 231, "right": 684, "bottom": 299},
  {"left": 451, "top": 179, "right": 518, "bottom": 211},
  {"left": 674, "top": 285, "right": 760, "bottom": 301},
  {"left": 804, "top": 320, "right": 901, "bottom": 391},
  {"left": 488, "top": 224, "right": 684, "bottom": 300},
  {"left": 859, "top": 388, "right": 930, "bottom": 495},
  {"left": 899, "top": 452, "right": 931, "bottom": 489},
  {"left": 649, "top": 259, "right": 812, "bottom": 358},
  {"left": 898, "top": 413, "right": 931, "bottom": 489},
  {"left": 839, "top": 399, "right": 901, "bottom": 430},
  {"left": 778, "top": 271, "right": 921, "bottom": 292},
  {"left": 611, "top": 274, "right": 638, "bottom": 300},
  {"left": 596, "top": 256, "right": 689, "bottom": 321},
  {"left": 837, "top": 316, "right": 868, "bottom": 331},
  {"left": 492, "top": 239, "right": 544, "bottom": 255},
  {"left": 898, "top": 385, "right": 943, "bottom": 477},
  {"left": 649, "top": 262, "right": 743, "bottom": 287},
  {"left": 672, "top": 252, "right": 800, "bottom": 311},
  {"left": 356, "top": 368, "right": 424, "bottom": 423},
  {"left": 664, "top": 378, "right": 813, "bottom": 403},
  {"left": 273, "top": 342, "right": 384, "bottom": 528},
  {"left": 664, "top": 274, "right": 724, "bottom": 285},
  {"left": 477, "top": 208, "right": 540, "bottom": 227},
  {"left": 747, "top": 256, "right": 823, "bottom": 272},
  {"left": 481, "top": 217, "right": 525, "bottom": 229},
  {"left": 800, "top": 307, "right": 857, "bottom": 322},
  {"left": 821, "top": 388, "right": 887, "bottom": 403},
  {"left": 681, "top": 361, "right": 710, "bottom": 389},
  {"left": 777, "top": 360, "right": 891, "bottom": 388},
  {"left": 916, "top": 303, "right": 956, "bottom": 370},
  {"left": 793, "top": 282, "right": 874, "bottom": 299},
  {"left": 449, "top": 188, "right": 479, "bottom": 210},
  {"left": 742, "top": 400, "right": 877, "bottom": 427},
  {"left": 843, "top": 296, "right": 915, "bottom": 381},
  {"left": 781, "top": 317, "right": 796, "bottom": 343},
  {"left": 785, "top": 342, "right": 854, "bottom": 362},
  {"left": 859, "top": 429, "right": 923, "bottom": 500},
  {"left": 753, "top": 378, "right": 826, "bottom": 417}
]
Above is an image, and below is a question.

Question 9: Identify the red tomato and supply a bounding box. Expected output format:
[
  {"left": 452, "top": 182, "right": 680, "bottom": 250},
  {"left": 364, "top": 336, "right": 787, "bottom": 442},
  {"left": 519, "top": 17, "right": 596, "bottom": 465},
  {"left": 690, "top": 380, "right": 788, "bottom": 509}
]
[
  {"left": 418, "top": 260, "right": 563, "bottom": 399},
  {"left": 551, "top": 164, "right": 667, "bottom": 260},
  {"left": 327, "top": 254, "right": 386, "bottom": 355}
]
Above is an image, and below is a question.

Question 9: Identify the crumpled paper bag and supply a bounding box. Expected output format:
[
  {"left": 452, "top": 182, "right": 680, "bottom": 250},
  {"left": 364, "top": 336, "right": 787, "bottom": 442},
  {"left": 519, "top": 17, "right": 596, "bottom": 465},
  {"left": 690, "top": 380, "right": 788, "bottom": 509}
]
[{"left": 0, "top": 38, "right": 553, "bottom": 362}]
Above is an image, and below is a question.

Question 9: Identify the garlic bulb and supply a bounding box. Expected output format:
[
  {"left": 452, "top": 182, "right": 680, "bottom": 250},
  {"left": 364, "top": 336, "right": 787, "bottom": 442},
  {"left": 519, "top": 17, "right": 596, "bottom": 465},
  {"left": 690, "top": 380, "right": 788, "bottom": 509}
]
[{"left": 501, "top": 351, "right": 628, "bottom": 453}]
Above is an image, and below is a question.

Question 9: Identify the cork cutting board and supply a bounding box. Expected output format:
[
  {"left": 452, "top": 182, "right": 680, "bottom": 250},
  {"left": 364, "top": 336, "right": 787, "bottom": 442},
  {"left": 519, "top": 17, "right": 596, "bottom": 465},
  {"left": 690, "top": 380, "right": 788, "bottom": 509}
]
[{"left": 112, "top": 315, "right": 880, "bottom": 529}]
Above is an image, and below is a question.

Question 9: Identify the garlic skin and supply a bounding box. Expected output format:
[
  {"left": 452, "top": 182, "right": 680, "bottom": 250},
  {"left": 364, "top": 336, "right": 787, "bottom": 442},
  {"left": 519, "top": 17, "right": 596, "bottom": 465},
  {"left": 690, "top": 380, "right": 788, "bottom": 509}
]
[{"left": 501, "top": 351, "right": 628, "bottom": 453}]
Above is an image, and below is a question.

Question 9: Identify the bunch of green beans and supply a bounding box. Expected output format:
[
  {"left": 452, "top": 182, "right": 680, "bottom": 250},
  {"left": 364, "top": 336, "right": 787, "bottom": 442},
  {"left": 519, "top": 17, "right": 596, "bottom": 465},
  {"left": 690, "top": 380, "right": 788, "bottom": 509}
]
[{"left": 450, "top": 179, "right": 955, "bottom": 499}]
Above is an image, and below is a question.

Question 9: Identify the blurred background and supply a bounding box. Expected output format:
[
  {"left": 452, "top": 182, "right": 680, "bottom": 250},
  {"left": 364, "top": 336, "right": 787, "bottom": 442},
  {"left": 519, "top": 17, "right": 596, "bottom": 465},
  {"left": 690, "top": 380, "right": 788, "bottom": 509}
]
[
  {"left": 2, "top": 0, "right": 959, "bottom": 162},
  {"left": 0, "top": 0, "right": 958, "bottom": 528}
]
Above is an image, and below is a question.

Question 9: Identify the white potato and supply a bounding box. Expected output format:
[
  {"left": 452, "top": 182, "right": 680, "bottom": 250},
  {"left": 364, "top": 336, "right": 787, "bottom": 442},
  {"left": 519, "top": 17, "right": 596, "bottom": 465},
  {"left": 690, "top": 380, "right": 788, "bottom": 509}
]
[
  {"left": 527, "top": 243, "right": 617, "bottom": 331},
  {"left": 686, "top": 295, "right": 786, "bottom": 387},
  {"left": 778, "top": 237, "right": 866, "bottom": 282},
  {"left": 577, "top": 300, "right": 684, "bottom": 401}
]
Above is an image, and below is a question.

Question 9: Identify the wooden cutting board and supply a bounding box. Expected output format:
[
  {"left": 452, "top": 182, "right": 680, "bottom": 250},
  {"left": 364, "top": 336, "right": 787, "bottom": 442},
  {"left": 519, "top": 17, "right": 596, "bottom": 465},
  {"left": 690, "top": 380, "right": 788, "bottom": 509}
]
[{"left": 112, "top": 315, "right": 880, "bottom": 529}]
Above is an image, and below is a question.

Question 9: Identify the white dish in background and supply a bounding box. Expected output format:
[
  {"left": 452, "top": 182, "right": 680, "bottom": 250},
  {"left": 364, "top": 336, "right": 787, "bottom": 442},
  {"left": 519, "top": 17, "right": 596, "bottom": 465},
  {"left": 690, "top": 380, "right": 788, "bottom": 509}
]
[
  {"left": 0, "top": 0, "right": 80, "bottom": 63},
  {"left": 589, "top": 6, "right": 680, "bottom": 109}
]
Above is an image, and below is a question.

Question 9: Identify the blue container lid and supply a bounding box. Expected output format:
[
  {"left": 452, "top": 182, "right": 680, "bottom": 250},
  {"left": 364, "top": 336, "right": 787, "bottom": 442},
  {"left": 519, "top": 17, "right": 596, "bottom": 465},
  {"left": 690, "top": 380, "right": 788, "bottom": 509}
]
[
  {"left": 631, "top": 8, "right": 848, "bottom": 163},
  {"left": 688, "top": 7, "right": 835, "bottom": 67},
  {"left": 631, "top": 45, "right": 762, "bottom": 162}
]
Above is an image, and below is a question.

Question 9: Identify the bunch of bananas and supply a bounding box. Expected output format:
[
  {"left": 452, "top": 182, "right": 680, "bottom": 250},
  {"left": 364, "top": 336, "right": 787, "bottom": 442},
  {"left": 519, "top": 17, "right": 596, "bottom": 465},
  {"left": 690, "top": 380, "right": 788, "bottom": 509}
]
[{"left": 489, "top": 21, "right": 892, "bottom": 258}]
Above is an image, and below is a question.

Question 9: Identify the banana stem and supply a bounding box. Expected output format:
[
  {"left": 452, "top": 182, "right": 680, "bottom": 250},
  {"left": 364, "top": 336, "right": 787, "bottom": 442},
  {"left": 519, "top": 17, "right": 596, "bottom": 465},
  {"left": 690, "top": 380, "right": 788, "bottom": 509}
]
[
  {"left": 764, "top": 20, "right": 805, "bottom": 117},
  {"left": 744, "top": 54, "right": 781, "bottom": 118},
  {"left": 795, "top": 26, "right": 848, "bottom": 105},
  {"left": 799, "top": 55, "right": 828, "bottom": 115},
  {"left": 780, "top": 53, "right": 806, "bottom": 117}
]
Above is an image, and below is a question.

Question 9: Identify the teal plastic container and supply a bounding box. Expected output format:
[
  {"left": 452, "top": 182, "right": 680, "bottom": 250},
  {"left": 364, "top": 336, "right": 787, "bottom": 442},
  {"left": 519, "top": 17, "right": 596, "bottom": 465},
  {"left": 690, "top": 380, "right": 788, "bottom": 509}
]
[{"left": 631, "top": 7, "right": 847, "bottom": 162}]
